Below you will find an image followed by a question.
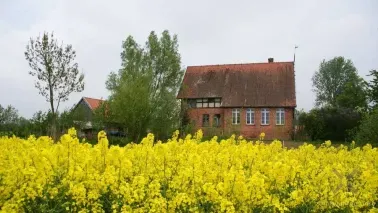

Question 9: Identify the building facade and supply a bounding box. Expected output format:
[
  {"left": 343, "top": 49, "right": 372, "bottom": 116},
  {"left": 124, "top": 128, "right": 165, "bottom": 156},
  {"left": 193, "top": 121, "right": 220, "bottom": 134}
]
[
  {"left": 177, "top": 58, "right": 296, "bottom": 140},
  {"left": 72, "top": 97, "right": 104, "bottom": 139}
]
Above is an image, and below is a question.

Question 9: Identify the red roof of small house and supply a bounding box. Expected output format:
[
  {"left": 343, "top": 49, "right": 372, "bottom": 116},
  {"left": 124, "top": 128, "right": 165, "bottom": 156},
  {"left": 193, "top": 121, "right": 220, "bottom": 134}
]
[
  {"left": 82, "top": 97, "right": 104, "bottom": 111},
  {"left": 176, "top": 60, "right": 296, "bottom": 107}
]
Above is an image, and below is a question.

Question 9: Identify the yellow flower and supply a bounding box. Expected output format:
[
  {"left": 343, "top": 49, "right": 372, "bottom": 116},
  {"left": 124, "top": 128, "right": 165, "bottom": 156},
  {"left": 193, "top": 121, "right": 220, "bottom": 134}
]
[
  {"left": 259, "top": 132, "right": 265, "bottom": 141},
  {"left": 0, "top": 127, "right": 377, "bottom": 212}
]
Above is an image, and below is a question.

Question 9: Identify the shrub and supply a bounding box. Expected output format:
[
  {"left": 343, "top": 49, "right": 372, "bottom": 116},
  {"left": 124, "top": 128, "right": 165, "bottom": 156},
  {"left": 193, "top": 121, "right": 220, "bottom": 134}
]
[
  {"left": 299, "top": 107, "right": 361, "bottom": 142},
  {"left": 354, "top": 109, "right": 378, "bottom": 146}
]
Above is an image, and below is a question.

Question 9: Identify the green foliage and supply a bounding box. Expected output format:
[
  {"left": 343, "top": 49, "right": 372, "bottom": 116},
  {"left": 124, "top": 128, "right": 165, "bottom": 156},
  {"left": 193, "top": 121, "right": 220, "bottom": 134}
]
[
  {"left": 0, "top": 104, "right": 92, "bottom": 139},
  {"left": 298, "top": 109, "right": 324, "bottom": 141},
  {"left": 103, "top": 30, "right": 184, "bottom": 141},
  {"left": 354, "top": 109, "right": 378, "bottom": 146},
  {"left": 0, "top": 104, "right": 33, "bottom": 137},
  {"left": 58, "top": 104, "right": 92, "bottom": 132},
  {"left": 24, "top": 32, "right": 85, "bottom": 139},
  {"left": 312, "top": 57, "right": 367, "bottom": 110},
  {"left": 0, "top": 105, "right": 19, "bottom": 125},
  {"left": 298, "top": 107, "right": 361, "bottom": 142},
  {"left": 335, "top": 76, "right": 368, "bottom": 111},
  {"left": 30, "top": 110, "right": 50, "bottom": 136},
  {"left": 367, "top": 69, "right": 378, "bottom": 108}
]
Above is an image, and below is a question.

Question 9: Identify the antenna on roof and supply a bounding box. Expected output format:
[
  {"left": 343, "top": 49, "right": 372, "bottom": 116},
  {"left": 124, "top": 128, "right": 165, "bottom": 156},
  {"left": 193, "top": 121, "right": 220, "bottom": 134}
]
[{"left": 294, "top": 45, "right": 298, "bottom": 65}]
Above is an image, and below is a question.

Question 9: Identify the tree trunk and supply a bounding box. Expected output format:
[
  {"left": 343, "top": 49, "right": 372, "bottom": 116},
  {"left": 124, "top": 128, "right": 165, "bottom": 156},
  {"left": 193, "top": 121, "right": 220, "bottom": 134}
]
[
  {"left": 48, "top": 81, "right": 57, "bottom": 141},
  {"left": 51, "top": 114, "right": 57, "bottom": 141}
]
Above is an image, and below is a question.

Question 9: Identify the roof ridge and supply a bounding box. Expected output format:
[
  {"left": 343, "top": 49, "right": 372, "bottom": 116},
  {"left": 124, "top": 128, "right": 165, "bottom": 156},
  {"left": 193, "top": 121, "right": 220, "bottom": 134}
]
[
  {"left": 83, "top": 96, "right": 103, "bottom": 101},
  {"left": 187, "top": 61, "right": 294, "bottom": 68}
]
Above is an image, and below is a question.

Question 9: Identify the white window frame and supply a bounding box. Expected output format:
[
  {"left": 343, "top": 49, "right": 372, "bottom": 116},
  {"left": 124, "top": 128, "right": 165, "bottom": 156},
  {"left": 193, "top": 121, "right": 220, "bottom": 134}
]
[
  {"left": 246, "top": 108, "right": 255, "bottom": 125},
  {"left": 276, "top": 108, "right": 285, "bottom": 125},
  {"left": 232, "top": 109, "right": 240, "bottom": 125},
  {"left": 261, "top": 108, "right": 270, "bottom": 125}
]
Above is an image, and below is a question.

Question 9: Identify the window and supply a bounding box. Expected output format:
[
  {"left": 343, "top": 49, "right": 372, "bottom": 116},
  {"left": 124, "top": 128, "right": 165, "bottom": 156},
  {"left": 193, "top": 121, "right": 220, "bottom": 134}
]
[
  {"left": 187, "top": 99, "right": 196, "bottom": 108},
  {"left": 194, "top": 98, "right": 221, "bottom": 108},
  {"left": 214, "top": 98, "right": 221, "bottom": 107},
  {"left": 213, "top": 114, "right": 221, "bottom": 127},
  {"left": 246, "top": 108, "right": 255, "bottom": 125},
  {"left": 208, "top": 100, "right": 215, "bottom": 108},
  {"left": 232, "top": 109, "right": 240, "bottom": 125},
  {"left": 276, "top": 108, "right": 285, "bottom": 125},
  {"left": 261, "top": 108, "right": 270, "bottom": 125},
  {"left": 196, "top": 99, "right": 203, "bottom": 108},
  {"left": 202, "top": 99, "right": 208, "bottom": 108},
  {"left": 202, "top": 114, "right": 210, "bottom": 127},
  {"left": 196, "top": 99, "right": 208, "bottom": 108}
]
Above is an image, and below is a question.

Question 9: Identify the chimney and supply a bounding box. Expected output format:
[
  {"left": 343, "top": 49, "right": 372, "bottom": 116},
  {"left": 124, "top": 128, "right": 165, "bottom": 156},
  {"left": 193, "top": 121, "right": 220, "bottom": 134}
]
[{"left": 268, "top": 58, "right": 274, "bottom": 63}]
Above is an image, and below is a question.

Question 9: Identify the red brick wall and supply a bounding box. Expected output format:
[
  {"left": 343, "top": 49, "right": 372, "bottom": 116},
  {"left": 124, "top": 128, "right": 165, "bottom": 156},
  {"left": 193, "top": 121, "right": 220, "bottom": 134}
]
[
  {"left": 187, "top": 108, "right": 225, "bottom": 136},
  {"left": 186, "top": 107, "right": 294, "bottom": 140}
]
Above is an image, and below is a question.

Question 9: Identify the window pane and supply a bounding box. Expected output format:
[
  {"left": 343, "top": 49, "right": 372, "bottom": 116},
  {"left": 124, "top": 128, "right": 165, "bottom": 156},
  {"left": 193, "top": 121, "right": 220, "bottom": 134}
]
[
  {"left": 246, "top": 108, "right": 253, "bottom": 124},
  {"left": 263, "top": 115, "right": 266, "bottom": 125},
  {"left": 203, "top": 102, "right": 208, "bottom": 108},
  {"left": 209, "top": 102, "right": 215, "bottom": 107},
  {"left": 202, "top": 114, "right": 209, "bottom": 127},
  {"left": 262, "top": 109, "right": 269, "bottom": 125},
  {"left": 196, "top": 102, "right": 202, "bottom": 108},
  {"left": 249, "top": 109, "right": 254, "bottom": 124},
  {"left": 261, "top": 110, "right": 265, "bottom": 124},
  {"left": 281, "top": 110, "right": 285, "bottom": 124},
  {"left": 188, "top": 100, "right": 193, "bottom": 108},
  {"left": 213, "top": 114, "right": 221, "bottom": 127},
  {"left": 276, "top": 111, "right": 280, "bottom": 124},
  {"left": 215, "top": 102, "right": 220, "bottom": 107}
]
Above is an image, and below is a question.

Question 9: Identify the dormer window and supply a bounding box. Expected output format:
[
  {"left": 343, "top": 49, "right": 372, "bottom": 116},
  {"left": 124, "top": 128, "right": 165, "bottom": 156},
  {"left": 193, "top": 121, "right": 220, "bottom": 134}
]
[{"left": 192, "top": 98, "right": 221, "bottom": 108}]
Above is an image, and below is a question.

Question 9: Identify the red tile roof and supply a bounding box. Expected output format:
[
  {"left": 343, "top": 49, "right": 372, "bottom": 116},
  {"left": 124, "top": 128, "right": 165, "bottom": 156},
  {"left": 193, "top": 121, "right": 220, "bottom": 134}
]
[
  {"left": 177, "top": 61, "right": 296, "bottom": 107},
  {"left": 83, "top": 97, "right": 104, "bottom": 111}
]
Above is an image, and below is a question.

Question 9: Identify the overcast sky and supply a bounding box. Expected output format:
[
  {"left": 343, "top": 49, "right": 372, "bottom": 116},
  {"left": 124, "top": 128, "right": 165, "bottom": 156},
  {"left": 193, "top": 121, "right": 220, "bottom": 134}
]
[{"left": 1, "top": 0, "right": 377, "bottom": 118}]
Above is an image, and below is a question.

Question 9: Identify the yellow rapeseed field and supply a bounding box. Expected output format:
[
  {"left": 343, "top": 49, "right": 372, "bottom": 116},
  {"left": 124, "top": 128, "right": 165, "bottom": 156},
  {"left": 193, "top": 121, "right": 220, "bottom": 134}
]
[{"left": 0, "top": 128, "right": 377, "bottom": 212}]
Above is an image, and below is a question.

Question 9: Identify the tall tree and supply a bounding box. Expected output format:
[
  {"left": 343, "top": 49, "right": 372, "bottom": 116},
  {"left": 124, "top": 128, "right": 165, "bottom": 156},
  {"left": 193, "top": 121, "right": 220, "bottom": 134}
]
[
  {"left": 312, "top": 57, "right": 364, "bottom": 108},
  {"left": 104, "top": 36, "right": 151, "bottom": 142},
  {"left": 104, "top": 30, "right": 183, "bottom": 141},
  {"left": 367, "top": 69, "right": 378, "bottom": 108},
  {"left": 24, "top": 32, "right": 84, "bottom": 139},
  {"left": 145, "top": 31, "right": 183, "bottom": 138}
]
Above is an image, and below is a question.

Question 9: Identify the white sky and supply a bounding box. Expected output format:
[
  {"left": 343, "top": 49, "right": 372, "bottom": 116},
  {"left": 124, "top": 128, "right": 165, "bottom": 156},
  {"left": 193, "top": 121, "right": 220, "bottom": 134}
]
[{"left": 1, "top": 0, "right": 377, "bottom": 118}]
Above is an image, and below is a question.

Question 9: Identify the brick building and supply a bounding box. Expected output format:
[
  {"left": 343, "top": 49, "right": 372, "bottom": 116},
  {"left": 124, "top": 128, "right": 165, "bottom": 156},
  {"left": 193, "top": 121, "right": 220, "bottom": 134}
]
[{"left": 177, "top": 58, "right": 296, "bottom": 140}]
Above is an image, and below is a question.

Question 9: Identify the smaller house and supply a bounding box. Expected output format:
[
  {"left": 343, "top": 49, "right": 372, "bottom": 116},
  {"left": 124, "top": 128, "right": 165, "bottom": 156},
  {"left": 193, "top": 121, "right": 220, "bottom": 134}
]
[
  {"left": 72, "top": 97, "right": 125, "bottom": 139},
  {"left": 72, "top": 97, "right": 104, "bottom": 138}
]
